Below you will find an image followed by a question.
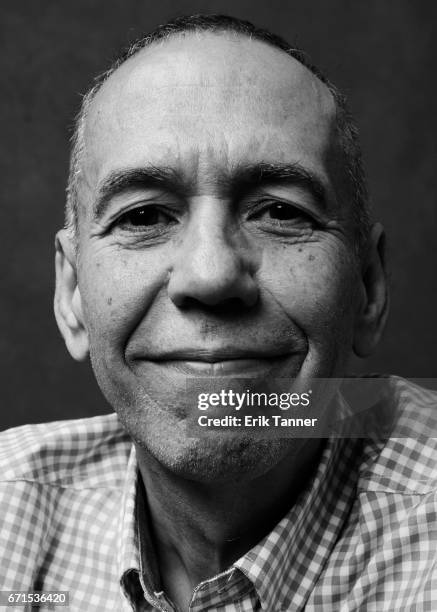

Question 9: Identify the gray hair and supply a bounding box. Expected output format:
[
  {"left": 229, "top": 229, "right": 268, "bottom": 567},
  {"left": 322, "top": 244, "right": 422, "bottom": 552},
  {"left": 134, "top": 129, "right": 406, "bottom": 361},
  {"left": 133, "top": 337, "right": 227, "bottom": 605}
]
[{"left": 65, "top": 14, "right": 370, "bottom": 252}]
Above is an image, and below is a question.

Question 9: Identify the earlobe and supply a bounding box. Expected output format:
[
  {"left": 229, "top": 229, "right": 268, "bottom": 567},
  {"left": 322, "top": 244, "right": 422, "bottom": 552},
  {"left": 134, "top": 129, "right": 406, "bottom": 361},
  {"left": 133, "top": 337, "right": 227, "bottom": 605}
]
[
  {"left": 353, "top": 223, "right": 390, "bottom": 358},
  {"left": 54, "top": 230, "right": 89, "bottom": 361}
]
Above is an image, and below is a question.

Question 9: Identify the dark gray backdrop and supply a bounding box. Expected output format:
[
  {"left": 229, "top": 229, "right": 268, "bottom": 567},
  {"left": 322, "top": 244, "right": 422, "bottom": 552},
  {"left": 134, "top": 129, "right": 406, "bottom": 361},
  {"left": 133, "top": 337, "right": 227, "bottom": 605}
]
[{"left": 1, "top": 0, "right": 436, "bottom": 430}]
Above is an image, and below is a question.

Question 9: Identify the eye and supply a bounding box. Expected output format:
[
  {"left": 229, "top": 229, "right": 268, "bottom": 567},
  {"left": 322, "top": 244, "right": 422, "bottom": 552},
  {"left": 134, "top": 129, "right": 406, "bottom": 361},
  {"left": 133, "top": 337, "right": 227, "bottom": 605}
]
[
  {"left": 250, "top": 201, "right": 314, "bottom": 224},
  {"left": 116, "top": 205, "right": 176, "bottom": 229},
  {"left": 263, "top": 202, "right": 301, "bottom": 221}
]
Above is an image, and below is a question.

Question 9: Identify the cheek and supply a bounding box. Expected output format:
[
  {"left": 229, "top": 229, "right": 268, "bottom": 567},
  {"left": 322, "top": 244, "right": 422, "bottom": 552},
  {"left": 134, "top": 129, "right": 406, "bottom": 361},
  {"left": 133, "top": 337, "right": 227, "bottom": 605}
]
[
  {"left": 260, "top": 243, "right": 358, "bottom": 338},
  {"left": 78, "top": 248, "right": 168, "bottom": 353}
]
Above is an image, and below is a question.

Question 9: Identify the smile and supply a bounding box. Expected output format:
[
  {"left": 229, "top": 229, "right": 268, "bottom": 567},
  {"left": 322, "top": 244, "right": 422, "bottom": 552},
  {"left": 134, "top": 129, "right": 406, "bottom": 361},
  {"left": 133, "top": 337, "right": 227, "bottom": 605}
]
[
  {"left": 138, "top": 350, "right": 305, "bottom": 378},
  {"left": 159, "top": 357, "right": 290, "bottom": 376}
]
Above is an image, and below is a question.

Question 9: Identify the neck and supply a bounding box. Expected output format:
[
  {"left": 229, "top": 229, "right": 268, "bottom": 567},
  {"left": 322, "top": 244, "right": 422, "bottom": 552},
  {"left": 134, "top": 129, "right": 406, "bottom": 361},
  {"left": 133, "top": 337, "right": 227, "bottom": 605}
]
[{"left": 135, "top": 438, "right": 322, "bottom": 609}]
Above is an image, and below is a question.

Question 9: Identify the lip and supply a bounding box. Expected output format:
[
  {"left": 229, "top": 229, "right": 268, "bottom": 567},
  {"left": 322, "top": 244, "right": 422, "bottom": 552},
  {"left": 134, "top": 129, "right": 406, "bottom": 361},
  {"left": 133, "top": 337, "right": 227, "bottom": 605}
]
[
  {"left": 158, "top": 358, "right": 290, "bottom": 376},
  {"left": 137, "top": 346, "right": 301, "bottom": 361},
  {"left": 134, "top": 349, "right": 305, "bottom": 377}
]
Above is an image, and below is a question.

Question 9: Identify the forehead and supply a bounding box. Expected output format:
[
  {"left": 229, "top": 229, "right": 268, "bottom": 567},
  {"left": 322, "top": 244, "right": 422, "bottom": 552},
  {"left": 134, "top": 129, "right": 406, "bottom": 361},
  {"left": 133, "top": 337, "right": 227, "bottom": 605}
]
[{"left": 82, "top": 32, "right": 336, "bottom": 189}]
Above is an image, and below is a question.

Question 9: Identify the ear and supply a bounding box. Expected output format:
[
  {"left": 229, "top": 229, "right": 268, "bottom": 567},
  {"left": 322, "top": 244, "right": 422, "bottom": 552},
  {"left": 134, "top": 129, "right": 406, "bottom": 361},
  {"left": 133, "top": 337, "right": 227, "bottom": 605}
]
[
  {"left": 54, "top": 229, "right": 89, "bottom": 361},
  {"left": 353, "top": 222, "right": 389, "bottom": 357}
]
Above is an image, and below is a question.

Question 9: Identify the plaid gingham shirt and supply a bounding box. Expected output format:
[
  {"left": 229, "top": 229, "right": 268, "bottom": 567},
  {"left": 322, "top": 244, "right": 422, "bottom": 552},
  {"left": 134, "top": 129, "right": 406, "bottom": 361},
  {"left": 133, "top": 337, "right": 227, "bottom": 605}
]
[{"left": 0, "top": 376, "right": 436, "bottom": 611}]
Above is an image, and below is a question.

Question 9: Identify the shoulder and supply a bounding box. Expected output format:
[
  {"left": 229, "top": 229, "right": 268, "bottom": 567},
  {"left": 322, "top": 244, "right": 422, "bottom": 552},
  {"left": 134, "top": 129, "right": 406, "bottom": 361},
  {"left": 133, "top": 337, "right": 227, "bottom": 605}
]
[
  {"left": 0, "top": 414, "right": 134, "bottom": 591},
  {"left": 358, "top": 376, "right": 437, "bottom": 495},
  {"left": 0, "top": 413, "right": 132, "bottom": 489},
  {"left": 323, "top": 378, "right": 437, "bottom": 608}
]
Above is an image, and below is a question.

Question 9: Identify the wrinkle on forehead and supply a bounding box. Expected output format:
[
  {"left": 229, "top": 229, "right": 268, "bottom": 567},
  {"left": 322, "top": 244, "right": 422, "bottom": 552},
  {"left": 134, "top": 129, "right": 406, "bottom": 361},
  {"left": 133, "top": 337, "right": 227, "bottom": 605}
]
[{"left": 81, "top": 32, "right": 337, "bottom": 199}]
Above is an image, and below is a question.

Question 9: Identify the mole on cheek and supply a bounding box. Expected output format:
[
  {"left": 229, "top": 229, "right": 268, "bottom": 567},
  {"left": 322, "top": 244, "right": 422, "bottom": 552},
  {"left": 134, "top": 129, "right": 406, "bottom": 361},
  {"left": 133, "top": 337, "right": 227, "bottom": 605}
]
[{"left": 107, "top": 296, "right": 113, "bottom": 306}]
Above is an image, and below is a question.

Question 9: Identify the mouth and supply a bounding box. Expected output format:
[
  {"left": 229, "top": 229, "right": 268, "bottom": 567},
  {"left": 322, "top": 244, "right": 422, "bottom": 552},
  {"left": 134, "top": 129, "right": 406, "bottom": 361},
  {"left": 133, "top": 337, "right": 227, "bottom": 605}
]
[{"left": 134, "top": 348, "right": 305, "bottom": 377}]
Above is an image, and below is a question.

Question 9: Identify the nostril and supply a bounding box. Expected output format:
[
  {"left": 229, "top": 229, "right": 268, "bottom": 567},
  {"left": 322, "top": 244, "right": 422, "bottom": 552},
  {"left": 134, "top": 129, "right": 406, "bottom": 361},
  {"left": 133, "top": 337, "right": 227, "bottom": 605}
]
[{"left": 174, "top": 295, "right": 256, "bottom": 316}]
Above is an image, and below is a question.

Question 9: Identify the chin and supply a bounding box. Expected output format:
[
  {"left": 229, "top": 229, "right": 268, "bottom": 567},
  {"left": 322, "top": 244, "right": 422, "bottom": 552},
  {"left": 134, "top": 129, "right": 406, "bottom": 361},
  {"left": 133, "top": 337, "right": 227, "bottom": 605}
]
[
  {"left": 134, "top": 421, "right": 299, "bottom": 484},
  {"left": 94, "top": 361, "right": 317, "bottom": 483}
]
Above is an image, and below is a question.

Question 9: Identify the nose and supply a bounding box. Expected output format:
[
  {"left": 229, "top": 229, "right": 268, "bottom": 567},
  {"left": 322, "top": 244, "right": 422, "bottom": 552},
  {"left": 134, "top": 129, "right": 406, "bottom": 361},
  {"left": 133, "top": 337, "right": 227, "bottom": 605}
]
[{"left": 167, "top": 202, "right": 259, "bottom": 309}]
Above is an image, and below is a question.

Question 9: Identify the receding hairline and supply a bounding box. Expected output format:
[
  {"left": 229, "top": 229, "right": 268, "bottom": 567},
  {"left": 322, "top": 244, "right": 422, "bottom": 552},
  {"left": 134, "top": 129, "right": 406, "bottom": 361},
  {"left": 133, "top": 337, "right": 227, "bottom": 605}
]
[
  {"left": 91, "top": 29, "right": 335, "bottom": 105},
  {"left": 66, "top": 14, "right": 370, "bottom": 253}
]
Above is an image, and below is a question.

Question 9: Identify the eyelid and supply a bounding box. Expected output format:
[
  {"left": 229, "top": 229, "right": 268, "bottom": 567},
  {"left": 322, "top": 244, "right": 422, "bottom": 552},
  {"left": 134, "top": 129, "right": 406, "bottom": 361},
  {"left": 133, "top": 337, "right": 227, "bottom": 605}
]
[
  {"left": 98, "top": 186, "right": 181, "bottom": 219},
  {"left": 245, "top": 198, "right": 322, "bottom": 223},
  {"left": 95, "top": 205, "right": 178, "bottom": 240},
  {"left": 109, "top": 200, "right": 181, "bottom": 226}
]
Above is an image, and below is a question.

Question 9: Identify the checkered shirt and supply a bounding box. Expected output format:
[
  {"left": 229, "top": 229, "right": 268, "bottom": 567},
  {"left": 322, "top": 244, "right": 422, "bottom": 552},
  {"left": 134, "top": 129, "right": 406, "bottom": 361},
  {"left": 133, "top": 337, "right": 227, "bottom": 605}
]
[{"left": 0, "top": 376, "right": 436, "bottom": 611}]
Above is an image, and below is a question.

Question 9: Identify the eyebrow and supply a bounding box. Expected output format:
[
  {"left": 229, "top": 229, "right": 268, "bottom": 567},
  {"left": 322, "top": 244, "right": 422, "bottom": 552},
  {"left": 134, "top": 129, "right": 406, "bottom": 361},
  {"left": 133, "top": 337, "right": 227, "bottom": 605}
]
[
  {"left": 230, "top": 161, "right": 327, "bottom": 206},
  {"left": 92, "top": 161, "right": 328, "bottom": 221},
  {"left": 93, "top": 166, "right": 184, "bottom": 221}
]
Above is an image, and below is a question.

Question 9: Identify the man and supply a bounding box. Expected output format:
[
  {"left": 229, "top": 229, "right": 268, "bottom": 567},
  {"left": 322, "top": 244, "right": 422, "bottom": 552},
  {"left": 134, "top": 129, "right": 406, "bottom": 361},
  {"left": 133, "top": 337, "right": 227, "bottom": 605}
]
[{"left": 1, "top": 14, "right": 436, "bottom": 611}]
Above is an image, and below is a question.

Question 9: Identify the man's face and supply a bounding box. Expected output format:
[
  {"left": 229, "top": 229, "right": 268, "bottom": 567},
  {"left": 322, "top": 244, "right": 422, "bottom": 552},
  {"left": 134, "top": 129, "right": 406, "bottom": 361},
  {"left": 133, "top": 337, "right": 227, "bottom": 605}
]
[{"left": 61, "top": 33, "right": 365, "bottom": 480}]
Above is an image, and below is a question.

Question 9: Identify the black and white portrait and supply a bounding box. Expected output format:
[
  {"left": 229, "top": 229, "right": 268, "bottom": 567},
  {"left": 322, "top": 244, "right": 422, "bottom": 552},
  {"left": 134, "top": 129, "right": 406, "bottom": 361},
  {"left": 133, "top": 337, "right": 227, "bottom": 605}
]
[{"left": 1, "top": 3, "right": 436, "bottom": 610}]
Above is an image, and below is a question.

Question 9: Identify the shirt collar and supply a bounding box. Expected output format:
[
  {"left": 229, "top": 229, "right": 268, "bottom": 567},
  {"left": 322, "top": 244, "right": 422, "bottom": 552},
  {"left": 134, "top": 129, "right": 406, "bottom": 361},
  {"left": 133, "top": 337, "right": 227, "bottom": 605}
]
[
  {"left": 118, "top": 446, "right": 173, "bottom": 611},
  {"left": 117, "top": 444, "right": 141, "bottom": 602},
  {"left": 116, "top": 435, "right": 362, "bottom": 612},
  {"left": 234, "top": 435, "right": 363, "bottom": 611},
  {"left": 118, "top": 445, "right": 139, "bottom": 571}
]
